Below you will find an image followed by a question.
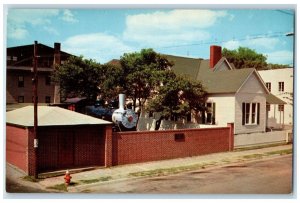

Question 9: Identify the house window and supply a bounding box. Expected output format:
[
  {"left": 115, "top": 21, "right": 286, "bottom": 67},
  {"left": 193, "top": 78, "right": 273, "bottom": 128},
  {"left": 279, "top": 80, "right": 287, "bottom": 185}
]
[
  {"left": 201, "top": 102, "right": 216, "bottom": 124},
  {"left": 18, "top": 76, "right": 24, "bottom": 87},
  {"left": 18, "top": 96, "right": 24, "bottom": 103},
  {"left": 266, "top": 82, "right": 271, "bottom": 92},
  {"left": 242, "top": 102, "right": 260, "bottom": 125},
  {"left": 45, "top": 75, "right": 51, "bottom": 85},
  {"left": 266, "top": 104, "right": 270, "bottom": 112},
  {"left": 278, "top": 104, "right": 284, "bottom": 112},
  {"left": 279, "top": 82, "right": 284, "bottom": 92},
  {"left": 206, "top": 103, "right": 213, "bottom": 124},
  {"left": 45, "top": 96, "right": 51, "bottom": 103}
]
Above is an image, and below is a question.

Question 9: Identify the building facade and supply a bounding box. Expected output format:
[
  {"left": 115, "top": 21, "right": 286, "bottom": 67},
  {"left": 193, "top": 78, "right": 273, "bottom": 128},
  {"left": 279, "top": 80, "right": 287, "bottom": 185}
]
[
  {"left": 6, "top": 42, "right": 72, "bottom": 108},
  {"left": 258, "top": 68, "right": 293, "bottom": 128}
]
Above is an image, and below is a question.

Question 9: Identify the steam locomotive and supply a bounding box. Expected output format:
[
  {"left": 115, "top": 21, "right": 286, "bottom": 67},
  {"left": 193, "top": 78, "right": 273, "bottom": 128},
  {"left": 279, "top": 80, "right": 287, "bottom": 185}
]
[{"left": 86, "top": 94, "right": 138, "bottom": 131}]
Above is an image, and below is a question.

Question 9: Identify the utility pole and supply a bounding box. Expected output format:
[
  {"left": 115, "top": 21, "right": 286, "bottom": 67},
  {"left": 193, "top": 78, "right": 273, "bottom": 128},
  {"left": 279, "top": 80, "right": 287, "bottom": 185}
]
[{"left": 33, "top": 41, "right": 38, "bottom": 179}]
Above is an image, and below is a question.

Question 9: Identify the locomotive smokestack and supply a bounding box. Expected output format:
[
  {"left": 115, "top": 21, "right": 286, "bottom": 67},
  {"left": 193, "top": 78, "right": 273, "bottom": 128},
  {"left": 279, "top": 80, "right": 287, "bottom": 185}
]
[{"left": 119, "top": 94, "right": 125, "bottom": 110}]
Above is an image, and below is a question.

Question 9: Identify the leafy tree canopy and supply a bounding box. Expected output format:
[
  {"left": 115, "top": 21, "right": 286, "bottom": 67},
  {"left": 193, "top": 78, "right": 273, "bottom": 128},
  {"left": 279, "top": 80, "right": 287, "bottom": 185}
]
[
  {"left": 222, "top": 47, "right": 268, "bottom": 70},
  {"left": 53, "top": 49, "right": 207, "bottom": 120},
  {"left": 52, "top": 56, "right": 102, "bottom": 102},
  {"left": 223, "top": 47, "right": 292, "bottom": 70},
  {"left": 147, "top": 74, "right": 207, "bottom": 119},
  {"left": 119, "top": 49, "right": 174, "bottom": 111}
]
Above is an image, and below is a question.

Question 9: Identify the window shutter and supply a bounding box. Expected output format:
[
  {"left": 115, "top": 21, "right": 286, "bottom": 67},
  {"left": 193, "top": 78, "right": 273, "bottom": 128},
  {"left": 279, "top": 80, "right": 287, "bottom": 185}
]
[
  {"left": 212, "top": 103, "right": 216, "bottom": 124},
  {"left": 257, "top": 103, "right": 260, "bottom": 125},
  {"left": 242, "top": 103, "right": 245, "bottom": 125},
  {"left": 201, "top": 110, "right": 206, "bottom": 124}
]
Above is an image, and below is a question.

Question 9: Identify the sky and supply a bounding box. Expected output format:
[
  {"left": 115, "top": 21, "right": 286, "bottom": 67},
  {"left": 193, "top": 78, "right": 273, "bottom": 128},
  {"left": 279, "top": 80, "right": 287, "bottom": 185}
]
[{"left": 5, "top": 7, "right": 295, "bottom": 65}]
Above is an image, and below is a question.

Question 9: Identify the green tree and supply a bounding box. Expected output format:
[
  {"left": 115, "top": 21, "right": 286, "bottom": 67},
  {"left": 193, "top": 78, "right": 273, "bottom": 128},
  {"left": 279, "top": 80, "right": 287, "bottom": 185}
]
[
  {"left": 266, "top": 63, "right": 291, "bottom": 69},
  {"left": 147, "top": 73, "right": 207, "bottom": 119},
  {"left": 52, "top": 56, "right": 102, "bottom": 102},
  {"left": 222, "top": 47, "right": 268, "bottom": 70},
  {"left": 119, "top": 49, "right": 173, "bottom": 111},
  {"left": 98, "top": 63, "right": 125, "bottom": 102}
]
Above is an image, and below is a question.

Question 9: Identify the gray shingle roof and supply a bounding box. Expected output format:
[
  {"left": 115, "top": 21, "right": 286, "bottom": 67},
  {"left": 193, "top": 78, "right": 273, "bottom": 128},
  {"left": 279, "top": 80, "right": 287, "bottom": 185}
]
[
  {"left": 199, "top": 68, "right": 254, "bottom": 93},
  {"left": 6, "top": 106, "right": 112, "bottom": 127},
  {"left": 164, "top": 54, "right": 202, "bottom": 81},
  {"left": 165, "top": 55, "right": 254, "bottom": 94}
]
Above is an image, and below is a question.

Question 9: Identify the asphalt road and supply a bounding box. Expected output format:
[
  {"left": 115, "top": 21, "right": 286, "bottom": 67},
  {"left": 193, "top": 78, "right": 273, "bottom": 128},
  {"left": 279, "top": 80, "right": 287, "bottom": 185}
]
[{"left": 79, "top": 155, "right": 293, "bottom": 194}]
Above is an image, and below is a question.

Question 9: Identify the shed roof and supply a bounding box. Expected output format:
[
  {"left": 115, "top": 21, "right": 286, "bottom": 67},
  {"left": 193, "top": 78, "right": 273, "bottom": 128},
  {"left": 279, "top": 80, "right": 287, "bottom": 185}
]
[
  {"left": 266, "top": 94, "right": 286, "bottom": 105},
  {"left": 6, "top": 106, "right": 112, "bottom": 127}
]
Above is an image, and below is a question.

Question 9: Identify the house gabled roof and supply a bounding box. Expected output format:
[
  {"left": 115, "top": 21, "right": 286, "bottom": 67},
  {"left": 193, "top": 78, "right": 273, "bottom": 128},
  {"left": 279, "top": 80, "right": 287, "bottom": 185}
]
[
  {"left": 6, "top": 106, "right": 112, "bottom": 127},
  {"left": 164, "top": 54, "right": 202, "bottom": 81},
  {"left": 212, "top": 57, "right": 234, "bottom": 72},
  {"left": 200, "top": 68, "right": 255, "bottom": 94},
  {"left": 165, "top": 55, "right": 257, "bottom": 94}
]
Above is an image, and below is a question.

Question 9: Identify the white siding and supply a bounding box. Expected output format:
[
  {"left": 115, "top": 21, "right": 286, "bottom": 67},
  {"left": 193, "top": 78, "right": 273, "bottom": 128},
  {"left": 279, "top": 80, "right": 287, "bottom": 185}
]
[
  {"left": 238, "top": 73, "right": 266, "bottom": 94},
  {"left": 215, "top": 62, "right": 231, "bottom": 71},
  {"left": 258, "top": 68, "right": 293, "bottom": 126},
  {"left": 207, "top": 94, "right": 235, "bottom": 126},
  {"left": 233, "top": 72, "right": 268, "bottom": 134}
]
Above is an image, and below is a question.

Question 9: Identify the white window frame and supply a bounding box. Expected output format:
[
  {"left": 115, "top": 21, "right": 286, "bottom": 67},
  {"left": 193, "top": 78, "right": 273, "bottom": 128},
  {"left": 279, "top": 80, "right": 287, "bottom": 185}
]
[
  {"left": 266, "top": 82, "right": 271, "bottom": 92},
  {"left": 243, "top": 102, "right": 259, "bottom": 125},
  {"left": 279, "top": 82, "right": 284, "bottom": 92}
]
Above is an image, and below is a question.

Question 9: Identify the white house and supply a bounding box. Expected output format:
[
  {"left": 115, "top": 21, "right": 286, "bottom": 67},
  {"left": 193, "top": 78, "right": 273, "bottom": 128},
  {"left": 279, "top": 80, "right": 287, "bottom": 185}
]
[
  {"left": 258, "top": 68, "right": 293, "bottom": 129},
  {"left": 137, "top": 45, "right": 284, "bottom": 134}
]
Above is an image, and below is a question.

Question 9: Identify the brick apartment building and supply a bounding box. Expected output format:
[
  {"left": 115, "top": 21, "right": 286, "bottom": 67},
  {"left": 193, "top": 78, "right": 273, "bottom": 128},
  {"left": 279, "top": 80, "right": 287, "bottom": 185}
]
[{"left": 6, "top": 42, "right": 72, "bottom": 108}]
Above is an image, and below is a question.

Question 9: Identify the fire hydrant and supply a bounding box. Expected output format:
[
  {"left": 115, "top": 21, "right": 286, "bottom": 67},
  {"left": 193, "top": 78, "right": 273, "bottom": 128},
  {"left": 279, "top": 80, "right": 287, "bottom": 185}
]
[{"left": 64, "top": 170, "right": 72, "bottom": 186}]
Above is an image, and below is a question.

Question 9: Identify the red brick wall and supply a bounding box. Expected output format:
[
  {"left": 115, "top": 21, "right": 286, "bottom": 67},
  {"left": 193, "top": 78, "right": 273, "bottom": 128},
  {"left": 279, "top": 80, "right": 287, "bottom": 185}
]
[
  {"left": 6, "top": 125, "right": 29, "bottom": 173},
  {"left": 112, "top": 125, "right": 233, "bottom": 165},
  {"left": 36, "top": 126, "right": 106, "bottom": 173}
]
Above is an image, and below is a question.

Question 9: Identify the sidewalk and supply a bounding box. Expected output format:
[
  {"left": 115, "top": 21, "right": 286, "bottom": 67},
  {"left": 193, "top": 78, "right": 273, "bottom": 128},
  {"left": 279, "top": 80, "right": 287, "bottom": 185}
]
[{"left": 6, "top": 144, "right": 293, "bottom": 193}]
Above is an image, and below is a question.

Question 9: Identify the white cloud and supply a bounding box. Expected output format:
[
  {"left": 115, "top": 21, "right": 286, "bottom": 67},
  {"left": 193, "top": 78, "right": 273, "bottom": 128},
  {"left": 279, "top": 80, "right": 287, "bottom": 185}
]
[
  {"left": 7, "top": 9, "right": 77, "bottom": 40},
  {"left": 63, "top": 33, "right": 134, "bottom": 63},
  {"left": 123, "top": 9, "right": 228, "bottom": 46},
  {"left": 222, "top": 36, "right": 280, "bottom": 51},
  {"left": 7, "top": 25, "right": 28, "bottom": 39},
  {"left": 43, "top": 26, "right": 59, "bottom": 36},
  {"left": 61, "top": 9, "right": 78, "bottom": 23},
  {"left": 222, "top": 40, "right": 241, "bottom": 50},
  {"left": 7, "top": 9, "right": 60, "bottom": 40},
  {"left": 265, "top": 50, "right": 293, "bottom": 65},
  {"left": 8, "top": 9, "right": 59, "bottom": 26},
  {"left": 246, "top": 36, "right": 280, "bottom": 50}
]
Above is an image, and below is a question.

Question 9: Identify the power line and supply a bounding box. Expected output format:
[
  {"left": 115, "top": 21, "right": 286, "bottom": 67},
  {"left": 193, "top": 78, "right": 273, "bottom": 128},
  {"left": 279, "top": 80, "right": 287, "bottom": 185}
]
[{"left": 157, "top": 31, "right": 289, "bottom": 49}]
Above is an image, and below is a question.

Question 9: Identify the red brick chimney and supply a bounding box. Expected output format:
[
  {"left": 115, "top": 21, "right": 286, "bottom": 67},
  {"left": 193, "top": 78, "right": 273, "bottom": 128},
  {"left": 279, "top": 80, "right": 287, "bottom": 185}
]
[
  {"left": 53, "top": 42, "right": 61, "bottom": 69},
  {"left": 210, "top": 45, "right": 222, "bottom": 69}
]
